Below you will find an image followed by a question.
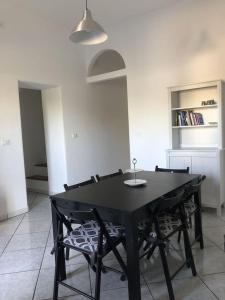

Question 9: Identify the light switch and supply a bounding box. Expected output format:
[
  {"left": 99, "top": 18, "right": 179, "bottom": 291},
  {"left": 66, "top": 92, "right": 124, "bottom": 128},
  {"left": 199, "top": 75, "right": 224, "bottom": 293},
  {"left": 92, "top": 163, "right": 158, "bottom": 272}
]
[
  {"left": 71, "top": 133, "right": 78, "bottom": 139},
  {"left": 0, "top": 138, "right": 10, "bottom": 146}
]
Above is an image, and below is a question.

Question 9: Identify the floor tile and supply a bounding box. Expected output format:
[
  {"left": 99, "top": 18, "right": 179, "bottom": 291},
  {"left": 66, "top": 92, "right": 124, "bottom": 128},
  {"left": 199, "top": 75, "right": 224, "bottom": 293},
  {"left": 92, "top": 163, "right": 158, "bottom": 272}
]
[
  {"left": 34, "top": 264, "right": 91, "bottom": 300},
  {"left": 0, "top": 235, "right": 12, "bottom": 249},
  {"left": 90, "top": 266, "right": 128, "bottom": 293},
  {"left": 24, "top": 210, "right": 52, "bottom": 222},
  {"left": 202, "top": 213, "right": 225, "bottom": 228},
  {"left": 149, "top": 277, "right": 217, "bottom": 300},
  {"left": 192, "top": 246, "right": 225, "bottom": 276},
  {"left": 0, "top": 247, "right": 44, "bottom": 274},
  {"left": 100, "top": 286, "right": 153, "bottom": 299},
  {"left": 203, "top": 226, "right": 225, "bottom": 247},
  {"left": 202, "top": 272, "right": 225, "bottom": 300},
  {"left": 5, "top": 231, "right": 49, "bottom": 251},
  {"left": 0, "top": 222, "right": 20, "bottom": 236},
  {"left": 15, "top": 219, "right": 51, "bottom": 235},
  {"left": 141, "top": 249, "right": 192, "bottom": 283},
  {"left": 42, "top": 246, "right": 87, "bottom": 269},
  {"left": 0, "top": 270, "right": 38, "bottom": 300}
]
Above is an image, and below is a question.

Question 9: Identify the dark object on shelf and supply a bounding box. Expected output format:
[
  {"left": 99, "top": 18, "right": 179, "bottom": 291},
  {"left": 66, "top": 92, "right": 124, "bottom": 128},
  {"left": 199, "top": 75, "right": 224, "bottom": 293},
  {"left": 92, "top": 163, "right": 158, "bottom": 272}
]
[{"left": 201, "top": 99, "right": 216, "bottom": 106}]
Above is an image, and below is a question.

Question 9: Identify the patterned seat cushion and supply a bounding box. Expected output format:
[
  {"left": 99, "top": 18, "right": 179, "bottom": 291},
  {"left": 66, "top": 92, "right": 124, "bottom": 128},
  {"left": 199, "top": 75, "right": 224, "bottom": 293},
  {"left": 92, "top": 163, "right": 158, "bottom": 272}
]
[
  {"left": 138, "top": 214, "right": 181, "bottom": 237},
  {"left": 63, "top": 221, "right": 124, "bottom": 253},
  {"left": 158, "top": 214, "right": 181, "bottom": 236},
  {"left": 184, "top": 200, "right": 196, "bottom": 217}
]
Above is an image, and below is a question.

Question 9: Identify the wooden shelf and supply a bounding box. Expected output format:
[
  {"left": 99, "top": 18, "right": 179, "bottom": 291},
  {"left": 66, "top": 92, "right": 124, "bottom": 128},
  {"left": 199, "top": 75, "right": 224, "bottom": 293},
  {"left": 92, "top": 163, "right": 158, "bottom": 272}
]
[
  {"left": 87, "top": 69, "right": 126, "bottom": 84},
  {"left": 172, "top": 124, "right": 218, "bottom": 129},
  {"left": 171, "top": 104, "right": 217, "bottom": 111}
]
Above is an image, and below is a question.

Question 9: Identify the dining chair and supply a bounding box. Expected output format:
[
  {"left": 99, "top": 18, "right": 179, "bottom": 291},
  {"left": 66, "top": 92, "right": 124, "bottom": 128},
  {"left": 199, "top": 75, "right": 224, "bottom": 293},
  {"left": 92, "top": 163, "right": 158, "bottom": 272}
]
[
  {"left": 177, "top": 175, "right": 206, "bottom": 248},
  {"left": 51, "top": 177, "right": 96, "bottom": 259},
  {"left": 155, "top": 165, "right": 204, "bottom": 248},
  {"left": 64, "top": 176, "right": 96, "bottom": 191},
  {"left": 96, "top": 169, "right": 123, "bottom": 182},
  {"left": 155, "top": 165, "right": 190, "bottom": 174},
  {"left": 51, "top": 200, "right": 127, "bottom": 300},
  {"left": 139, "top": 190, "right": 197, "bottom": 300}
]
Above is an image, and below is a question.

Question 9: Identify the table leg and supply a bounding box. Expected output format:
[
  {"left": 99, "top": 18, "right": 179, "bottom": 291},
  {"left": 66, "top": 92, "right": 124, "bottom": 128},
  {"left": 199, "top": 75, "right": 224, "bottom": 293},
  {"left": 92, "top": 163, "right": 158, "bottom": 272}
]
[
  {"left": 125, "top": 217, "right": 141, "bottom": 300},
  {"left": 194, "top": 189, "right": 204, "bottom": 249},
  {"left": 51, "top": 202, "right": 66, "bottom": 280}
]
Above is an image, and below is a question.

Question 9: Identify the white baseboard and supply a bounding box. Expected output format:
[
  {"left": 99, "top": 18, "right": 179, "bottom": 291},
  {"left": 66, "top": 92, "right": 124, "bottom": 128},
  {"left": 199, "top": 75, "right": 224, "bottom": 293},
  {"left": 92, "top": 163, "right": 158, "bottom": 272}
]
[{"left": 0, "top": 207, "right": 28, "bottom": 221}]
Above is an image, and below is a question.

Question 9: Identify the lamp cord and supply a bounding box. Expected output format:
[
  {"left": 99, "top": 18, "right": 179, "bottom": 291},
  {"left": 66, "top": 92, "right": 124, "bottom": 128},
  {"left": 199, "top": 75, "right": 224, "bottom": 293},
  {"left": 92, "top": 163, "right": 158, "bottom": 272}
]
[{"left": 86, "top": 0, "right": 87, "bottom": 10}]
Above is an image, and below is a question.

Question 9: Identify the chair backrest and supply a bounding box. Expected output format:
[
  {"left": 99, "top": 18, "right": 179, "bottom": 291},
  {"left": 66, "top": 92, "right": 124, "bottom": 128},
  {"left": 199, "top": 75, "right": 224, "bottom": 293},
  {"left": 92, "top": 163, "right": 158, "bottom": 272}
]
[
  {"left": 155, "top": 165, "right": 190, "bottom": 174},
  {"left": 64, "top": 176, "right": 96, "bottom": 191},
  {"left": 51, "top": 198, "right": 114, "bottom": 243},
  {"left": 150, "top": 190, "right": 185, "bottom": 215},
  {"left": 185, "top": 175, "right": 206, "bottom": 197},
  {"left": 96, "top": 169, "right": 123, "bottom": 182}
]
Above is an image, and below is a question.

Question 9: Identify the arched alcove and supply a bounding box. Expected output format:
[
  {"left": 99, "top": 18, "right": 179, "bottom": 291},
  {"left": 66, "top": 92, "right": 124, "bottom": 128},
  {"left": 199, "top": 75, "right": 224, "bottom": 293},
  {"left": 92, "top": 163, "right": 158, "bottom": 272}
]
[
  {"left": 86, "top": 50, "right": 130, "bottom": 175},
  {"left": 88, "top": 49, "right": 126, "bottom": 77}
]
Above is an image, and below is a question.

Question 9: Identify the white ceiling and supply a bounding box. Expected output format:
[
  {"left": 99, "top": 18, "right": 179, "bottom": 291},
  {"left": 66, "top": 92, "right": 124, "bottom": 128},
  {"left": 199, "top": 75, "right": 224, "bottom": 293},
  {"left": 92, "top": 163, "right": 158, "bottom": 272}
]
[{"left": 2, "top": 0, "right": 181, "bottom": 29}]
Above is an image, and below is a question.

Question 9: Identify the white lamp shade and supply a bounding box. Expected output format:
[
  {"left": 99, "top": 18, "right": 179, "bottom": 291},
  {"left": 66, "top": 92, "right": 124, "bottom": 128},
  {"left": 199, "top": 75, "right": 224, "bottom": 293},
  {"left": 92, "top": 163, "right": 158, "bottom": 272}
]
[{"left": 69, "top": 9, "right": 108, "bottom": 45}]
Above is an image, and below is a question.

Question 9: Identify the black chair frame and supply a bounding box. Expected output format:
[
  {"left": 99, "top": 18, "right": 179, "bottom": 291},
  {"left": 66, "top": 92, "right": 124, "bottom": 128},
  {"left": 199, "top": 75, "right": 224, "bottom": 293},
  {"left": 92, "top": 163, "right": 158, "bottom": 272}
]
[
  {"left": 155, "top": 165, "right": 190, "bottom": 174},
  {"left": 64, "top": 176, "right": 96, "bottom": 191},
  {"left": 52, "top": 200, "right": 127, "bottom": 300},
  {"left": 177, "top": 175, "right": 206, "bottom": 249},
  {"left": 96, "top": 169, "right": 123, "bottom": 182},
  {"left": 140, "top": 191, "right": 197, "bottom": 300},
  {"left": 63, "top": 177, "right": 96, "bottom": 260}
]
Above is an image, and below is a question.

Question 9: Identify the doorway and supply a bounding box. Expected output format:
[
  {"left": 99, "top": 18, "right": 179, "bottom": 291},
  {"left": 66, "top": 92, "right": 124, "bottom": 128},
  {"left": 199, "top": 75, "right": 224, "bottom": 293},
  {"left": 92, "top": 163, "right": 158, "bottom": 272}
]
[
  {"left": 19, "top": 88, "right": 49, "bottom": 195},
  {"left": 18, "top": 82, "right": 67, "bottom": 210}
]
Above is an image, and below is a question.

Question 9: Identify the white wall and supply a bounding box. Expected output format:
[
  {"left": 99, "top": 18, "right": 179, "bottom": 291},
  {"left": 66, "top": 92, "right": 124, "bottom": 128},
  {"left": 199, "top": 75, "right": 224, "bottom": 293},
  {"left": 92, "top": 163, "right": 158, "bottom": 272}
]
[
  {"left": 85, "top": 78, "right": 130, "bottom": 177},
  {"left": 0, "top": 76, "right": 28, "bottom": 219},
  {"left": 42, "top": 87, "right": 67, "bottom": 194},
  {"left": 0, "top": 3, "right": 87, "bottom": 218},
  {"left": 19, "top": 88, "right": 46, "bottom": 177},
  {"left": 85, "top": 0, "right": 225, "bottom": 170}
]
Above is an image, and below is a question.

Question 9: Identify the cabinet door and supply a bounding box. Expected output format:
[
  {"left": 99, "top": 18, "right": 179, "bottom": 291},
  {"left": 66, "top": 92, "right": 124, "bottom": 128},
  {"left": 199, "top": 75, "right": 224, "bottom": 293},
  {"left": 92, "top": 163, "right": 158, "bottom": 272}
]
[
  {"left": 191, "top": 156, "right": 218, "bottom": 207},
  {"left": 169, "top": 156, "right": 191, "bottom": 170}
]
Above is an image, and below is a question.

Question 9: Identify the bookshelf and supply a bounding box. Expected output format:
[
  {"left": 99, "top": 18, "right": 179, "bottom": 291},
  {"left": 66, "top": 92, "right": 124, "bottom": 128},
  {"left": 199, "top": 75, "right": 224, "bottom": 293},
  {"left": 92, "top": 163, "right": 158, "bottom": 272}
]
[{"left": 167, "top": 80, "right": 225, "bottom": 215}]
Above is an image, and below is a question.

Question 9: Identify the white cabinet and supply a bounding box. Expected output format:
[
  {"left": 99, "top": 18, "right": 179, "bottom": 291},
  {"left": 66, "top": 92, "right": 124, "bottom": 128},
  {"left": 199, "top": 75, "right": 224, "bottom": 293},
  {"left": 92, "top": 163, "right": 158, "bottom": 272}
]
[
  {"left": 167, "top": 80, "right": 225, "bottom": 216},
  {"left": 167, "top": 149, "right": 224, "bottom": 215}
]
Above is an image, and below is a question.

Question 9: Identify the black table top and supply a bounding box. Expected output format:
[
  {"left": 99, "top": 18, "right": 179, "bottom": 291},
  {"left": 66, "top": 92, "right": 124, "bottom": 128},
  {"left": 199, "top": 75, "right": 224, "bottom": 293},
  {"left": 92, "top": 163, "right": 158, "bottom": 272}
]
[{"left": 51, "top": 171, "right": 199, "bottom": 214}]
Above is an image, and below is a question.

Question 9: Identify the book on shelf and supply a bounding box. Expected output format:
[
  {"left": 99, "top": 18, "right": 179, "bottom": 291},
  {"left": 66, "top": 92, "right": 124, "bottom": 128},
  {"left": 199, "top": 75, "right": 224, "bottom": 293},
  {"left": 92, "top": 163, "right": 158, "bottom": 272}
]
[{"left": 176, "top": 110, "right": 204, "bottom": 126}]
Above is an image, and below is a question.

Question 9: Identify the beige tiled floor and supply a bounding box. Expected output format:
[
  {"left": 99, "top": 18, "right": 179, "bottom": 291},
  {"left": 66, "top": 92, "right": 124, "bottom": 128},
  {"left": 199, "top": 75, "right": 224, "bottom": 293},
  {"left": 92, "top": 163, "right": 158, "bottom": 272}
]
[{"left": 0, "top": 192, "right": 225, "bottom": 299}]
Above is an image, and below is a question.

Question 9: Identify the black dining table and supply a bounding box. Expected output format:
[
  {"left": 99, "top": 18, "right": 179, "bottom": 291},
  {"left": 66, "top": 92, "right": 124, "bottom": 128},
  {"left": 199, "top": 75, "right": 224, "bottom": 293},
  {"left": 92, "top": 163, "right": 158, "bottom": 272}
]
[{"left": 50, "top": 171, "right": 201, "bottom": 300}]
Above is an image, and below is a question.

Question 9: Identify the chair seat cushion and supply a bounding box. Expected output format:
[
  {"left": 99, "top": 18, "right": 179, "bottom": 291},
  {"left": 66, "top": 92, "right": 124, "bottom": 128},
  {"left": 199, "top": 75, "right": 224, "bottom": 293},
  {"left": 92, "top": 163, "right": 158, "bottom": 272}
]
[
  {"left": 184, "top": 200, "right": 196, "bottom": 216},
  {"left": 138, "top": 214, "right": 181, "bottom": 237},
  {"left": 158, "top": 214, "right": 182, "bottom": 236},
  {"left": 63, "top": 221, "right": 124, "bottom": 253}
]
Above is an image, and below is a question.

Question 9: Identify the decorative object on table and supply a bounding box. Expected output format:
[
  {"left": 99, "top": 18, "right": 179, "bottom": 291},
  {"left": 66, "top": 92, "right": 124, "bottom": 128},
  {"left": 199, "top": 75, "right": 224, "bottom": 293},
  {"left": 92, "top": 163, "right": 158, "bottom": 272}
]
[
  {"left": 69, "top": 0, "right": 108, "bottom": 45},
  {"left": 124, "top": 158, "right": 147, "bottom": 187},
  {"left": 125, "top": 168, "right": 143, "bottom": 173}
]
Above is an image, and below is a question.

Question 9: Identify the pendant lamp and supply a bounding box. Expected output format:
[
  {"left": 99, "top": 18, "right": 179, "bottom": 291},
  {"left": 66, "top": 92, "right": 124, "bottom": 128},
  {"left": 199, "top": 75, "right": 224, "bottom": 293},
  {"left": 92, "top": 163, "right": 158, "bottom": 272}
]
[{"left": 69, "top": 0, "right": 108, "bottom": 45}]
